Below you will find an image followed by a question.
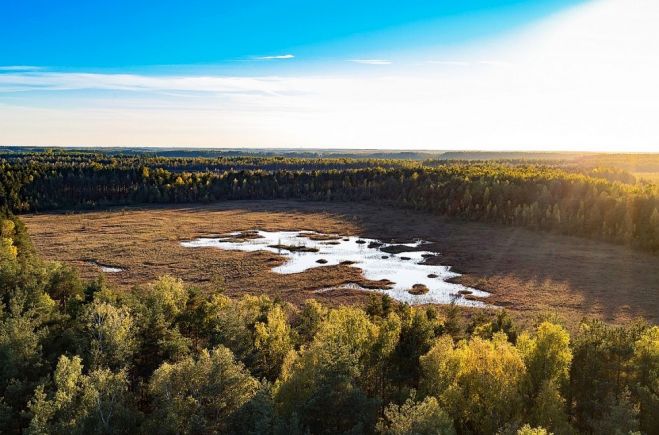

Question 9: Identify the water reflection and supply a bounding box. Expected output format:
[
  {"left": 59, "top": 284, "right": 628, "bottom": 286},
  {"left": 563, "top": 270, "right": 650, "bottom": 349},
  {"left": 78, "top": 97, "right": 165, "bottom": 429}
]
[{"left": 181, "top": 230, "right": 489, "bottom": 306}]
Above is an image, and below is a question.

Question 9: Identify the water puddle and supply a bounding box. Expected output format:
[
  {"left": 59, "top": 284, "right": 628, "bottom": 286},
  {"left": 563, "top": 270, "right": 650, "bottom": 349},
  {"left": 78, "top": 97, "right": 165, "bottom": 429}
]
[
  {"left": 87, "top": 260, "right": 123, "bottom": 273},
  {"left": 181, "top": 230, "right": 489, "bottom": 306}
]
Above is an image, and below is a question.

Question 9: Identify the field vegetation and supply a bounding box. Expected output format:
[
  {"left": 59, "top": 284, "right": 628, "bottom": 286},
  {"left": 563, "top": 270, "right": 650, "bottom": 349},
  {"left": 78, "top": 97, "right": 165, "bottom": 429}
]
[{"left": 20, "top": 202, "right": 659, "bottom": 326}]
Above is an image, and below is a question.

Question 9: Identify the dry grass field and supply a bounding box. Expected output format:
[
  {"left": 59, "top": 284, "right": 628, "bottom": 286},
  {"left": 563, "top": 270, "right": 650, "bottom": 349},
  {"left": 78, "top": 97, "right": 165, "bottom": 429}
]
[{"left": 21, "top": 201, "right": 659, "bottom": 328}]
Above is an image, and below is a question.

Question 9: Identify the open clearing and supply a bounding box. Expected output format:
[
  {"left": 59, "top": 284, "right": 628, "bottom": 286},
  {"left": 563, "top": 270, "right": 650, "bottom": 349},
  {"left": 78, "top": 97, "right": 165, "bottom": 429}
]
[
  {"left": 181, "top": 230, "right": 490, "bottom": 306},
  {"left": 22, "top": 201, "right": 659, "bottom": 327}
]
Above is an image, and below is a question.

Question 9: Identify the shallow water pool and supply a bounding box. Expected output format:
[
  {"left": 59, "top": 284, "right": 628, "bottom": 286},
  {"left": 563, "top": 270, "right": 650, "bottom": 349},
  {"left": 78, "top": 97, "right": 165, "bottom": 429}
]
[
  {"left": 181, "top": 230, "right": 489, "bottom": 306},
  {"left": 87, "top": 260, "right": 123, "bottom": 273}
]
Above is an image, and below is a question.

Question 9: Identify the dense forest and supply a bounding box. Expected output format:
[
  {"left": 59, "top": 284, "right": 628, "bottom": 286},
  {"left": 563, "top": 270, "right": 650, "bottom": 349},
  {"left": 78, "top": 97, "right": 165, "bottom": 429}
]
[
  {"left": 1, "top": 151, "right": 658, "bottom": 252},
  {"left": 0, "top": 210, "right": 657, "bottom": 434}
]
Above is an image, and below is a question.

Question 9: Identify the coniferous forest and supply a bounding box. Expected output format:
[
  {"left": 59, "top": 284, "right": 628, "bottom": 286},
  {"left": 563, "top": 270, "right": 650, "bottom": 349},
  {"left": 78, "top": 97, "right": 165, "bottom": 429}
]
[
  {"left": 0, "top": 150, "right": 658, "bottom": 434},
  {"left": 1, "top": 151, "right": 658, "bottom": 252}
]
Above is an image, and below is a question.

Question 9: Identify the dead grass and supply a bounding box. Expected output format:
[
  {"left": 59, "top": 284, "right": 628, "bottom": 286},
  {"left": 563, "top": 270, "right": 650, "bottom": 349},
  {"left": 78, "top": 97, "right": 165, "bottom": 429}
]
[{"left": 21, "top": 201, "right": 659, "bottom": 328}]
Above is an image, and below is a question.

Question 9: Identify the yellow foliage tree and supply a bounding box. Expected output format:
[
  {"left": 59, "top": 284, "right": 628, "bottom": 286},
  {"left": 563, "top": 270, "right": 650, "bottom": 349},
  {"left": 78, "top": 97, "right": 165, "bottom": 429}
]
[
  {"left": 274, "top": 307, "right": 380, "bottom": 433},
  {"left": 516, "top": 322, "right": 572, "bottom": 434},
  {"left": 254, "top": 305, "right": 294, "bottom": 380},
  {"left": 420, "top": 333, "right": 526, "bottom": 434}
]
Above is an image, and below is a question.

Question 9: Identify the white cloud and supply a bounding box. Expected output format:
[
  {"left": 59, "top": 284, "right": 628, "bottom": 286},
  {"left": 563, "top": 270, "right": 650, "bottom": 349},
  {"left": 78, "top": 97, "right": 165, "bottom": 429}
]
[
  {"left": 0, "top": 72, "right": 296, "bottom": 95},
  {"left": 0, "top": 65, "right": 44, "bottom": 72},
  {"left": 253, "top": 54, "right": 295, "bottom": 60},
  {"left": 348, "top": 59, "right": 392, "bottom": 65},
  {"left": 0, "top": 0, "right": 657, "bottom": 151}
]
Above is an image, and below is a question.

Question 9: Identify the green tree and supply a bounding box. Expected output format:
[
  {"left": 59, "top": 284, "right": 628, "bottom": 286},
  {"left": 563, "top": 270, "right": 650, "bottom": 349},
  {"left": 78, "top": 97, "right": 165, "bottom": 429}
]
[
  {"left": 147, "top": 345, "right": 259, "bottom": 434},
  {"left": 27, "top": 355, "right": 138, "bottom": 435},
  {"left": 295, "top": 299, "right": 328, "bottom": 344},
  {"left": 254, "top": 305, "right": 294, "bottom": 380},
  {"left": 390, "top": 307, "right": 439, "bottom": 393},
  {"left": 630, "top": 326, "right": 659, "bottom": 434},
  {"left": 517, "top": 322, "right": 572, "bottom": 433},
  {"left": 274, "top": 307, "right": 379, "bottom": 434},
  {"left": 569, "top": 320, "right": 643, "bottom": 432},
  {"left": 376, "top": 394, "right": 455, "bottom": 435},
  {"left": 44, "top": 263, "right": 84, "bottom": 304},
  {"left": 207, "top": 294, "right": 273, "bottom": 368},
  {"left": 144, "top": 275, "right": 189, "bottom": 319},
  {"left": 420, "top": 333, "right": 526, "bottom": 434},
  {"left": 363, "top": 312, "right": 402, "bottom": 410},
  {"left": 228, "top": 382, "right": 280, "bottom": 435},
  {"left": 82, "top": 300, "right": 136, "bottom": 370},
  {"left": 130, "top": 276, "right": 192, "bottom": 376},
  {"left": 589, "top": 389, "right": 639, "bottom": 435},
  {"left": 0, "top": 291, "right": 56, "bottom": 430}
]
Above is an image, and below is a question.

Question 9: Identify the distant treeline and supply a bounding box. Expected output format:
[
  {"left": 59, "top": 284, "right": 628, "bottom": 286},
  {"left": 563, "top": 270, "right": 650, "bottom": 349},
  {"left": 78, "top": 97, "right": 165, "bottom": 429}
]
[
  {"left": 0, "top": 216, "right": 657, "bottom": 434},
  {"left": 0, "top": 147, "right": 444, "bottom": 160},
  {"left": 1, "top": 152, "right": 658, "bottom": 252},
  {"left": 3, "top": 147, "right": 658, "bottom": 165}
]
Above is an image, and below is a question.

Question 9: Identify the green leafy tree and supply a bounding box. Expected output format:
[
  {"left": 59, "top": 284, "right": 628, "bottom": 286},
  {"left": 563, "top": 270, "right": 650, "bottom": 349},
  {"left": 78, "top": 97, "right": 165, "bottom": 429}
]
[
  {"left": 254, "top": 305, "right": 294, "bottom": 380},
  {"left": 147, "top": 345, "right": 259, "bottom": 434},
  {"left": 82, "top": 300, "right": 136, "bottom": 370},
  {"left": 589, "top": 389, "right": 639, "bottom": 435},
  {"left": 376, "top": 393, "right": 455, "bottom": 435},
  {"left": 0, "top": 219, "right": 18, "bottom": 260},
  {"left": 569, "top": 320, "right": 644, "bottom": 432},
  {"left": 207, "top": 294, "right": 273, "bottom": 370},
  {"left": 0, "top": 291, "right": 56, "bottom": 430},
  {"left": 130, "top": 275, "right": 192, "bottom": 376},
  {"left": 630, "top": 326, "right": 659, "bottom": 434},
  {"left": 144, "top": 275, "right": 189, "bottom": 319},
  {"left": 517, "top": 322, "right": 573, "bottom": 433},
  {"left": 420, "top": 333, "right": 526, "bottom": 434},
  {"left": 274, "top": 307, "right": 379, "bottom": 434},
  {"left": 390, "top": 307, "right": 439, "bottom": 393},
  {"left": 365, "top": 312, "right": 401, "bottom": 407},
  {"left": 470, "top": 310, "right": 518, "bottom": 343},
  {"left": 44, "top": 263, "right": 84, "bottom": 304},
  {"left": 27, "top": 355, "right": 139, "bottom": 435},
  {"left": 295, "top": 299, "right": 328, "bottom": 344}
]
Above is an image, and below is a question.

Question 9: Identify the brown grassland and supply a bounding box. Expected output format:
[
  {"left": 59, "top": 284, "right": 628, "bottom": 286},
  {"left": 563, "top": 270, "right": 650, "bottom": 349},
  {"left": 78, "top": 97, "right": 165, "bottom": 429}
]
[{"left": 21, "top": 201, "right": 659, "bottom": 328}]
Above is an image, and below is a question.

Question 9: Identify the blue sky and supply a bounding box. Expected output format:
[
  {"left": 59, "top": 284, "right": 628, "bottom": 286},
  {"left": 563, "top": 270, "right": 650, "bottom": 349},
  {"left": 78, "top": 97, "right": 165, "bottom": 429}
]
[
  {"left": 2, "top": 0, "right": 581, "bottom": 69},
  {"left": 1, "top": 0, "right": 657, "bottom": 150}
]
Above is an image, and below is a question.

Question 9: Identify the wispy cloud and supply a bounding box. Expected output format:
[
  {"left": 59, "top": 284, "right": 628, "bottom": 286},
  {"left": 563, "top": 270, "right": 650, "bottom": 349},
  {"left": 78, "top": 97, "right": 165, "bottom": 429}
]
[
  {"left": 0, "top": 65, "right": 44, "bottom": 72},
  {"left": 348, "top": 59, "right": 392, "bottom": 65},
  {"left": 253, "top": 54, "right": 295, "bottom": 60},
  {"left": 0, "top": 72, "right": 295, "bottom": 95}
]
